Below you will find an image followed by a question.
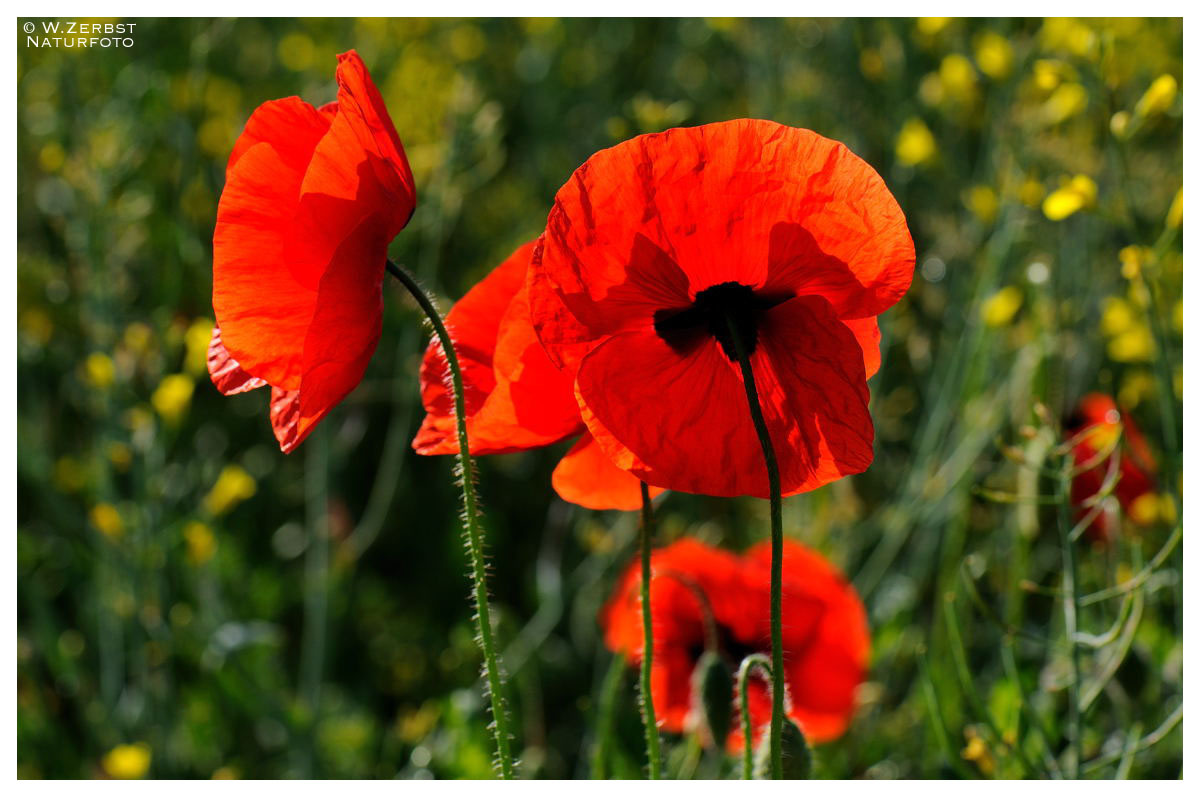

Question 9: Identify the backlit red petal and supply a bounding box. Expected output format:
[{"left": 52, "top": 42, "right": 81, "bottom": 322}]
[
  {"left": 414, "top": 241, "right": 582, "bottom": 456},
  {"left": 212, "top": 139, "right": 319, "bottom": 389},
  {"left": 576, "top": 295, "right": 873, "bottom": 498},
  {"left": 536, "top": 120, "right": 914, "bottom": 358},
  {"left": 551, "top": 433, "right": 662, "bottom": 511}
]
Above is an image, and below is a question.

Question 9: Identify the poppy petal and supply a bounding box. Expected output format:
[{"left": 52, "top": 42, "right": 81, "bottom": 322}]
[
  {"left": 744, "top": 541, "right": 869, "bottom": 744},
  {"left": 842, "top": 316, "right": 881, "bottom": 379},
  {"left": 225, "top": 97, "right": 331, "bottom": 177},
  {"left": 212, "top": 139, "right": 319, "bottom": 389},
  {"left": 207, "top": 325, "right": 267, "bottom": 395},
  {"left": 285, "top": 52, "right": 415, "bottom": 287},
  {"left": 269, "top": 386, "right": 305, "bottom": 453},
  {"left": 415, "top": 242, "right": 583, "bottom": 456},
  {"left": 551, "top": 433, "right": 663, "bottom": 511},
  {"left": 525, "top": 236, "right": 598, "bottom": 371},
  {"left": 576, "top": 294, "right": 873, "bottom": 497},
  {"left": 537, "top": 120, "right": 913, "bottom": 348}
]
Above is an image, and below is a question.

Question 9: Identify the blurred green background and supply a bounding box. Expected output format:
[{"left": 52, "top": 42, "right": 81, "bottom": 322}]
[{"left": 17, "top": 17, "right": 1182, "bottom": 779}]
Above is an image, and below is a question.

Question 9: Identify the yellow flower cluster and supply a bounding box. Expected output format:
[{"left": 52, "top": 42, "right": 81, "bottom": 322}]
[
  {"left": 102, "top": 743, "right": 151, "bottom": 779},
  {"left": 203, "top": 465, "right": 257, "bottom": 517}
]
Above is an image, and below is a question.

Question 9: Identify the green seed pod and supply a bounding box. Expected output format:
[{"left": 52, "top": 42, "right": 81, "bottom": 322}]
[
  {"left": 753, "top": 718, "right": 812, "bottom": 780},
  {"left": 691, "top": 651, "right": 734, "bottom": 749}
]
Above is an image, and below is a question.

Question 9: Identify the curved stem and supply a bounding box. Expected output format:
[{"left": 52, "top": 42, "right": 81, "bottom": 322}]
[
  {"left": 737, "top": 653, "right": 772, "bottom": 779},
  {"left": 638, "top": 481, "right": 663, "bottom": 779},
  {"left": 386, "top": 260, "right": 514, "bottom": 779},
  {"left": 723, "top": 316, "right": 784, "bottom": 780}
]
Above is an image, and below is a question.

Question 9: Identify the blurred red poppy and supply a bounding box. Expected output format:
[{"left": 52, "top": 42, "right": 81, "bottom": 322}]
[
  {"left": 600, "top": 538, "right": 868, "bottom": 750},
  {"left": 209, "top": 50, "right": 415, "bottom": 452},
  {"left": 529, "top": 119, "right": 914, "bottom": 498},
  {"left": 413, "top": 241, "right": 662, "bottom": 511},
  {"left": 1067, "top": 393, "right": 1160, "bottom": 543}
]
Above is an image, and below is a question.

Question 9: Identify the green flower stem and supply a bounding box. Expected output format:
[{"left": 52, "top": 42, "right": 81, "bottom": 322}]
[
  {"left": 386, "top": 260, "right": 514, "bottom": 779},
  {"left": 737, "top": 653, "right": 772, "bottom": 780},
  {"left": 724, "top": 316, "right": 784, "bottom": 780},
  {"left": 638, "top": 480, "right": 663, "bottom": 779}
]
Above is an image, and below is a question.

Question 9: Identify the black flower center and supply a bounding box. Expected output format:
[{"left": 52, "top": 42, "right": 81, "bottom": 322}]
[{"left": 653, "top": 281, "right": 791, "bottom": 361}]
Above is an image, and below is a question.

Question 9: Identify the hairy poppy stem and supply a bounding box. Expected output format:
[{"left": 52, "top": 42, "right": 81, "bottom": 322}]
[
  {"left": 723, "top": 315, "right": 784, "bottom": 780},
  {"left": 385, "top": 260, "right": 514, "bottom": 780},
  {"left": 638, "top": 480, "right": 663, "bottom": 779},
  {"left": 737, "top": 654, "right": 772, "bottom": 779}
]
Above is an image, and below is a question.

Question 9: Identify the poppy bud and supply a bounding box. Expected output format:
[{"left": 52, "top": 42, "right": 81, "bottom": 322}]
[
  {"left": 753, "top": 718, "right": 812, "bottom": 780},
  {"left": 691, "top": 650, "right": 733, "bottom": 749}
]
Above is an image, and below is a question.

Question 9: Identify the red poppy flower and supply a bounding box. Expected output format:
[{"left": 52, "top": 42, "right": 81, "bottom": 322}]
[
  {"left": 529, "top": 120, "right": 914, "bottom": 498},
  {"left": 208, "top": 50, "right": 415, "bottom": 452},
  {"left": 413, "top": 241, "right": 662, "bottom": 511},
  {"left": 600, "top": 538, "right": 869, "bottom": 750},
  {"left": 1067, "top": 393, "right": 1159, "bottom": 543}
]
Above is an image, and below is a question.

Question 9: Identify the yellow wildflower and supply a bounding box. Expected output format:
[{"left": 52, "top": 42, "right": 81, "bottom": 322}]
[
  {"left": 1100, "top": 297, "right": 1135, "bottom": 336},
  {"left": 212, "top": 766, "right": 240, "bottom": 780},
  {"left": 961, "top": 726, "right": 995, "bottom": 776},
  {"left": 1118, "top": 246, "right": 1151, "bottom": 279},
  {"left": 122, "top": 322, "right": 154, "bottom": 357},
  {"left": 1117, "top": 370, "right": 1154, "bottom": 409},
  {"left": 981, "top": 286, "right": 1023, "bottom": 327},
  {"left": 895, "top": 118, "right": 937, "bottom": 167},
  {"left": 1032, "top": 59, "right": 1073, "bottom": 93},
  {"left": 184, "top": 319, "right": 215, "bottom": 377},
  {"left": 939, "top": 54, "right": 977, "bottom": 102},
  {"left": 1110, "top": 111, "right": 1131, "bottom": 139},
  {"left": 974, "top": 32, "right": 1013, "bottom": 80},
  {"left": 1134, "top": 74, "right": 1178, "bottom": 118},
  {"left": 1166, "top": 188, "right": 1182, "bottom": 229},
  {"left": 102, "top": 743, "right": 151, "bottom": 779},
  {"left": 203, "top": 465, "right": 257, "bottom": 516},
  {"left": 90, "top": 503, "right": 124, "bottom": 539},
  {"left": 1108, "top": 326, "right": 1154, "bottom": 362},
  {"left": 965, "top": 185, "right": 999, "bottom": 224},
  {"left": 1043, "top": 82, "right": 1088, "bottom": 124},
  {"left": 918, "top": 73, "right": 945, "bottom": 107},
  {"left": 83, "top": 352, "right": 116, "bottom": 389},
  {"left": 1042, "top": 175, "right": 1097, "bottom": 220},
  {"left": 151, "top": 374, "right": 195, "bottom": 425},
  {"left": 184, "top": 521, "right": 218, "bottom": 565},
  {"left": 1159, "top": 494, "right": 1177, "bottom": 524},
  {"left": 1040, "top": 18, "right": 1096, "bottom": 58},
  {"left": 917, "top": 18, "right": 952, "bottom": 37},
  {"left": 1018, "top": 178, "right": 1045, "bottom": 208},
  {"left": 1128, "top": 493, "right": 1159, "bottom": 525}
]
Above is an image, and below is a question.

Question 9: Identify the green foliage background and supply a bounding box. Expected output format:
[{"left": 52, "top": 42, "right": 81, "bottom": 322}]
[{"left": 17, "top": 17, "right": 1182, "bottom": 779}]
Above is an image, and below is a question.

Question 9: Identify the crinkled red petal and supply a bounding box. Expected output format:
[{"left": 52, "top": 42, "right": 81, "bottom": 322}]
[
  {"left": 207, "top": 325, "right": 267, "bottom": 395},
  {"left": 576, "top": 295, "right": 873, "bottom": 498}
]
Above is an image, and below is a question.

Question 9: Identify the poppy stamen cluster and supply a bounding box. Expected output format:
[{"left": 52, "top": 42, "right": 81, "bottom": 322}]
[{"left": 653, "top": 282, "right": 793, "bottom": 360}]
